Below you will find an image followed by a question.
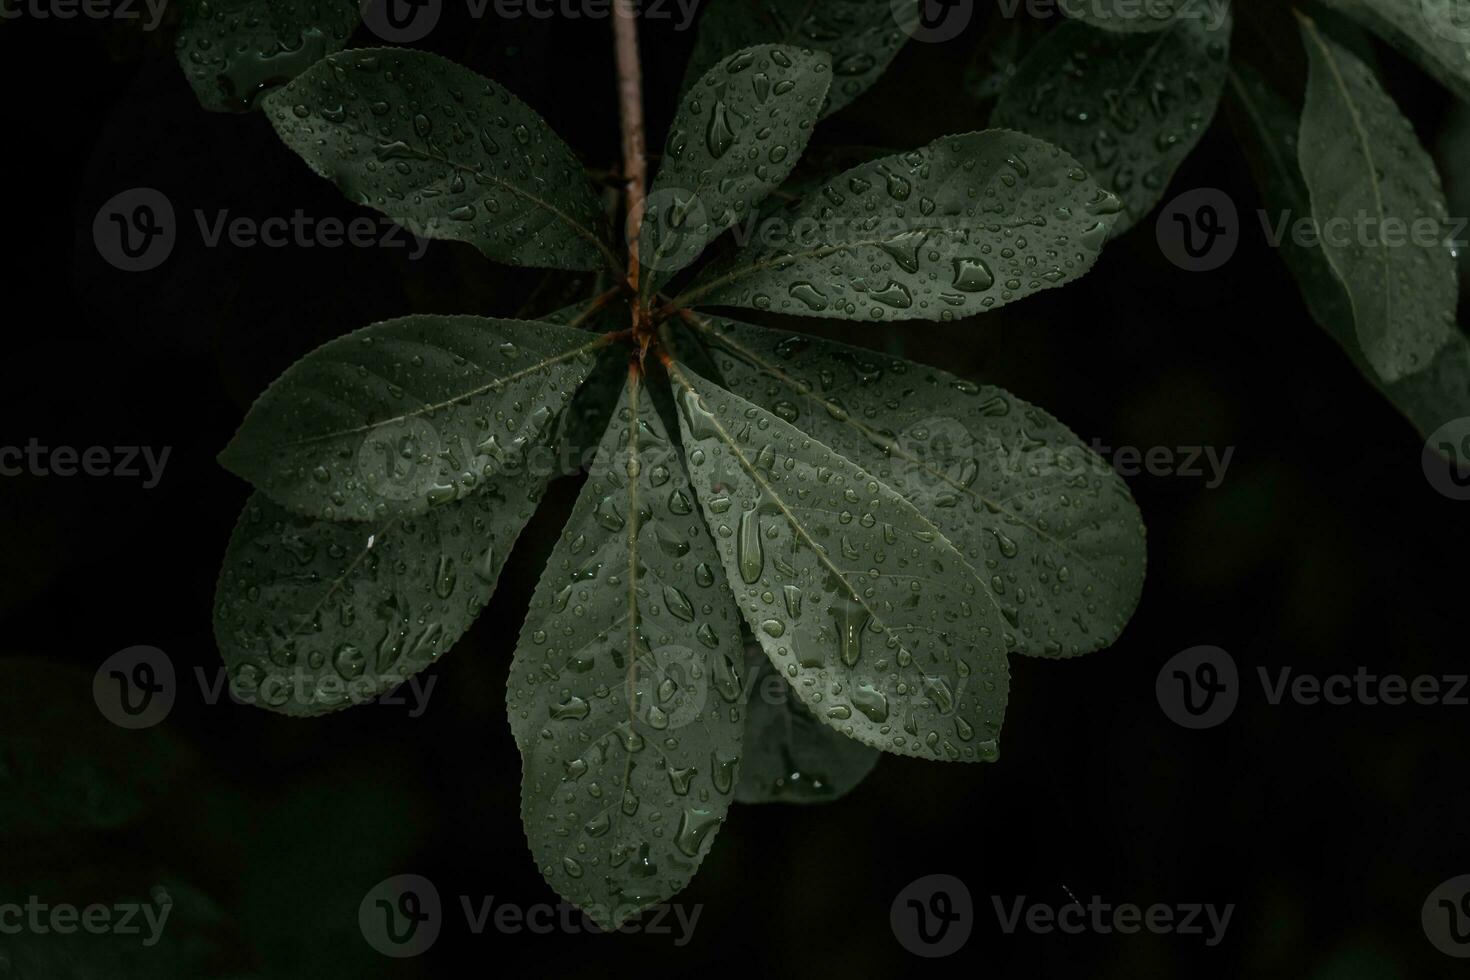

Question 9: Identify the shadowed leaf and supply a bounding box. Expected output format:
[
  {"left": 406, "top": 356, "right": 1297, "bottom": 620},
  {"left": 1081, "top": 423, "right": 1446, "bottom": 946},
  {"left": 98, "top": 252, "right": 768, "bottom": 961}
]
[
  {"left": 681, "top": 314, "right": 1145, "bottom": 658},
  {"left": 176, "top": 0, "right": 358, "bottom": 112},
  {"left": 214, "top": 486, "right": 539, "bottom": 717},
  {"left": 674, "top": 130, "right": 1122, "bottom": 320},
  {"left": 507, "top": 374, "right": 746, "bottom": 928},
  {"left": 642, "top": 44, "right": 832, "bottom": 287},
  {"left": 736, "top": 647, "right": 879, "bottom": 804},
  {"left": 992, "top": 11, "right": 1233, "bottom": 233},
  {"left": 1228, "top": 63, "right": 1470, "bottom": 436},
  {"left": 264, "top": 48, "right": 616, "bottom": 270},
  {"left": 1298, "top": 16, "right": 1459, "bottom": 384},
  {"left": 220, "top": 315, "right": 609, "bottom": 520},
  {"left": 684, "top": 0, "right": 915, "bottom": 117},
  {"left": 1319, "top": 0, "right": 1470, "bottom": 102}
]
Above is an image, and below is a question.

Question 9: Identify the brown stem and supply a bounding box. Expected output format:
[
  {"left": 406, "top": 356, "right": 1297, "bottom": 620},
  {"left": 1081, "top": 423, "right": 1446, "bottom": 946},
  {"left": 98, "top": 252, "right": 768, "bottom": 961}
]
[
  {"left": 567, "top": 285, "right": 628, "bottom": 328},
  {"left": 612, "top": 0, "right": 647, "bottom": 301}
]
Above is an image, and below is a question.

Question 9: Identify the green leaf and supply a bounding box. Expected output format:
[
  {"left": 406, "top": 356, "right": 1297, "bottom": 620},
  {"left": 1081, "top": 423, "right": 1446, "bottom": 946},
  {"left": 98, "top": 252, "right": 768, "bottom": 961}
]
[
  {"left": 668, "top": 362, "right": 1009, "bottom": 761},
  {"left": 1318, "top": 0, "right": 1470, "bottom": 102},
  {"left": 683, "top": 0, "right": 916, "bottom": 118},
  {"left": 991, "top": 11, "right": 1233, "bottom": 233},
  {"left": 507, "top": 374, "right": 746, "bottom": 929},
  {"left": 671, "top": 130, "right": 1122, "bottom": 321},
  {"left": 1228, "top": 64, "right": 1470, "bottom": 436},
  {"left": 220, "top": 315, "right": 609, "bottom": 521},
  {"left": 176, "top": 0, "right": 358, "bottom": 113},
  {"left": 263, "top": 48, "right": 616, "bottom": 271},
  {"left": 214, "top": 486, "right": 537, "bottom": 717},
  {"left": 680, "top": 314, "right": 1145, "bottom": 658},
  {"left": 1058, "top": 0, "right": 1193, "bottom": 32},
  {"left": 641, "top": 44, "right": 832, "bottom": 287},
  {"left": 736, "top": 648, "right": 879, "bottom": 804},
  {"left": 1298, "top": 16, "right": 1459, "bottom": 384}
]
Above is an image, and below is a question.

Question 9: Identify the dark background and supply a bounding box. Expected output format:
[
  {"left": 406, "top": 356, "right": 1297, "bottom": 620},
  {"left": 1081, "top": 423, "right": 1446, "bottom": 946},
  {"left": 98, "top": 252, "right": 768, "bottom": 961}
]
[{"left": 1, "top": 2, "right": 1467, "bottom": 977}]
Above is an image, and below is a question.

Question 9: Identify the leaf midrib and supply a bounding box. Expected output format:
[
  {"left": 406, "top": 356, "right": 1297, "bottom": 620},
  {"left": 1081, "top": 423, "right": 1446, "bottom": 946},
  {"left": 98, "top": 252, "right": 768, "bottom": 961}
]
[
  {"left": 686, "top": 315, "right": 1122, "bottom": 577},
  {"left": 1300, "top": 16, "right": 1393, "bottom": 337},
  {"left": 305, "top": 110, "right": 618, "bottom": 272},
  {"left": 668, "top": 361, "right": 944, "bottom": 672},
  {"left": 274, "top": 332, "right": 611, "bottom": 450}
]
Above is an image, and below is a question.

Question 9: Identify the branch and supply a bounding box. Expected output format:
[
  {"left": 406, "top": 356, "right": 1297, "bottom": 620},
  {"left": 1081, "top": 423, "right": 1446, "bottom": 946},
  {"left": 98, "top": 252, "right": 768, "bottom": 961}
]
[{"left": 612, "top": 0, "right": 647, "bottom": 296}]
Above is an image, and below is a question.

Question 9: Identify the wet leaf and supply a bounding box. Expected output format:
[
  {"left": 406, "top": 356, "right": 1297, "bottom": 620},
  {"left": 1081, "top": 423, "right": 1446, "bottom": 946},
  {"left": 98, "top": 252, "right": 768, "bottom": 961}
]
[
  {"left": 507, "top": 375, "right": 746, "bottom": 929},
  {"left": 736, "top": 648, "right": 879, "bottom": 804},
  {"left": 1319, "top": 0, "right": 1470, "bottom": 102},
  {"left": 992, "top": 11, "right": 1233, "bottom": 233},
  {"left": 681, "top": 314, "right": 1145, "bottom": 658},
  {"left": 214, "top": 486, "right": 538, "bottom": 717},
  {"left": 219, "top": 315, "right": 609, "bottom": 521},
  {"left": 683, "top": 0, "right": 916, "bottom": 118},
  {"left": 1228, "top": 63, "right": 1470, "bottom": 436},
  {"left": 264, "top": 48, "right": 616, "bottom": 270},
  {"left": 669, "top": 363, "right": 1009, "bottom": 761},
  {"left": 641, "top": 44, "right": 832, "bottom": 286},
  {"left": 176, "top": 0, "right": 358, "bottom": 113},
  {"left": 672, "top": 130, "right": 1122, "bottom": 320},
  {"left": 1298, "top": 16, "right": 1459, "bottom": 384}
]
